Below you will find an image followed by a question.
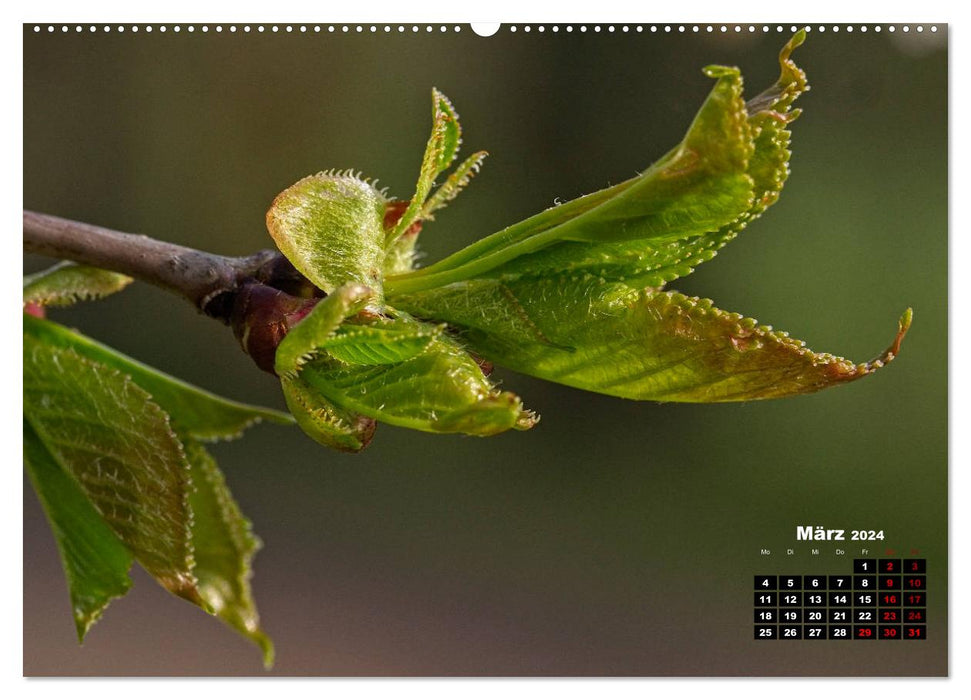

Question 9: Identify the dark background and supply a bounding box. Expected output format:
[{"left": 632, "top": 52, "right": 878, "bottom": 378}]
[{"left": 23, "top": 24, "right": 947, "bottom": 675}]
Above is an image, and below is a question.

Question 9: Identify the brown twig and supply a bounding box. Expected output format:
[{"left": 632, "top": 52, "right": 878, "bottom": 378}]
[{"left": 23, "top": 210, "right": 281, "bottom": 319}]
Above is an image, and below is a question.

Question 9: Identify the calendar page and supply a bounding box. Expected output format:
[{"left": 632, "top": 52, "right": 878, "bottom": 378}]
[{"left": 23, "top": 21, "right": 947, "bottom": 676}]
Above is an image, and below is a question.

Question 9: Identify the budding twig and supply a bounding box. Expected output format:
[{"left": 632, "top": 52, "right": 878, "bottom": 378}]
[{"left": 23, "top": 210, "right": 281, "bottom": 319}]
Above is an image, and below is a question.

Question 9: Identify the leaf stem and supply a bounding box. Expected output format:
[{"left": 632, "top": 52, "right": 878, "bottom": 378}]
[{"left": 23, "top": 210, "right": 279, "bottom": 319}]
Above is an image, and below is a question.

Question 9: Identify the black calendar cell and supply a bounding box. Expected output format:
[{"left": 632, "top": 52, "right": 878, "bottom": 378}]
[
  {"left": 903, "top": 625, "right": 926, "bottom": 640},
  {"left": 780, "top": 625, "right": 802, "bottom": 640},
  {"left": 755, "top": 592, "right": 776, "bottom": 607},
  {"left": 905, "top": 592, "right": 926, "bottom": 607},
  {"left": 904, "top": 559, "right": 927, "bottom": 574},
  {"left": 880, "top": 592, "right": 901, "bottom": 606},
  {"left": 779, "top": 592, "right": 802, "bottom": 608},
  {"left": 904, "top": 609, "right": 926, "bottom": 623},
  {"left": 828, "top": 625, "right": 851, "bottom": 639},
  {"left": 780, "top": 576, "right": 801, "bottom": 590},
  {"left": 803, "top": 625, "right": 826, "bottom": 640},
  {"left": 755, "top": 609, "right": 777, "bottom": 623},
  {"left": 805, "top": 609, "right": 826, "bottom": 624},
  {"left": 879, "top": 559, "right": 902, "bottom": 574},
  {"left": 853, "top": 625, "right": 877, "bottom": 640},
  {"left": 803, "top": 592, "right": 826, "bottom": 607},
  {"left": 854, "top": 559, "right": 876, "bottom": 574},
  {"left": 880, "top": 609, "right": 901, "bottom": 624},
  {"left": 879, "top": 625, "right": 902, "bottom": 640},
  {"left": 829, "top": 592, "right": 851, "bottom": 607},
  {"left": 780, "top": 609, "right": 802, "bottom": 623},
  {"left": 829, "top": 609, "right": 851, "bottom": 623},
  {"left": 755, "top": 576, "right": 777, "bottom": 590},
  {"left": 879, "top": 575, "right": 902, "bottom": 590},
  {"left": 854, "top": 609, "right": 876, "bottom": 623},
  {"left": 754, "top": 625, "right": 777, "bottom": 640},
  {"left": 854, "top": 575, "right": 876, "bottom": 590},
  {"left": 854, "top": 592, "right": 876, "bottom": 607},
  {"left": 904, "top": 575, "right": 926, "bottom": 590},
  {"left": 803, "top": 575, "right": 826, "bottom": 590},
  {"left": 828, "top": 575, "right": 851, "bottom": 590}
]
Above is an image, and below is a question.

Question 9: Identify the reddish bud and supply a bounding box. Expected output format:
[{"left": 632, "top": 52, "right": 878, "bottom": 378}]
[
  {"left": 383, "top": 200, "right": 423, "bottom": 238},
  {"left": 24, "top": 302, "right": 46, "bottom": 319},
  {"left": 469, "top": 352, "right": 494, "bottom": 377},
  {"left": 230, "top": 282, "right": 319, "bottom": 375}
]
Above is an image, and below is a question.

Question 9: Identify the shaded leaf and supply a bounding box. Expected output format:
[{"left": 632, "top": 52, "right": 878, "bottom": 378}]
[
  {"left": 266, "top": 171, "right": 388, "bottom": 297},
  {"left": 23, "top": 335, "right": 202, "bottom": 604},
  {"left": 185, "top": 440, "right": 274, "bottom": 668},
  {"left": 24, "top": 313, "right": 292, "bottom": 441},
  {"left": 24, "top": 261, "right": 133, "bottom": 307},
  {"left": 393, "top": 275, "right": 911, "bottom": 402},
  {"left": 281, "top": 375, "right": 376, "bottom": 453},
  {"left": 24, "top": 419, "right": 133, "bottom": 642}
]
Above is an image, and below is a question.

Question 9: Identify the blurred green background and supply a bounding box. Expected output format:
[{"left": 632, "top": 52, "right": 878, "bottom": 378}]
[{"left": 23, "top": 24, "right": 947, "bottom": 675}]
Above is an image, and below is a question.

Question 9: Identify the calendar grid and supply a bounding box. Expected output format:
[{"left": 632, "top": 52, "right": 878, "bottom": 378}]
[{"left": 754, "top": 559, "right": 926, "bottom": 640}]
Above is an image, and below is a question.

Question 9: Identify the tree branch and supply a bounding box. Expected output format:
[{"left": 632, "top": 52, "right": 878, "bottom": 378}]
[{"left": 23, "top": 210, "right": 280, "bottom": 318}]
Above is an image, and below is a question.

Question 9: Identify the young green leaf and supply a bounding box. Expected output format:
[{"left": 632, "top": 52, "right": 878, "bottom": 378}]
[
  {"left": 24, "top": 313, "right": 292, "bottom": 441},
  {"left": 392, "top": 276, "right": 911, "bottom": 402},
  {"left": 388, "top": 89, "right": 464, "bottom": 243},
  {"left": 419, "top": 150, "right": 488, "bottom": 221},
  {"left": 322, "top": 321, "right": 444, "bottom": 366},
  {"left": 24, "top": 336, "right": 202, "bottom": 605},
  {"left": 266, "top": 171, "right": 388, "bottom": 297},
  {"left": 24, "top": 261, "right": 133, "bottom": 307},
  {"left": 274, "top": 283, "right": 375, "bottom": 378},
  {"left": 185, "top": 440, "right": 274, "bottom": 668},
  {"left": 293, "top": 313, "right": 535, "bottom": 436},
  {"left": 281, "top": 375, "right": 376, "bottom": 452},
  {"left": 385, "top": 31, "right": 808, "bottom": 296},
  {"left": 24, "top": 419, "right": 134, "bottom": 642}
]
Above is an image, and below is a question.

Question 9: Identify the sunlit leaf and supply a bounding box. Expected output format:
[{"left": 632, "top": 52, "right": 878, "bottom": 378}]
[
  {"left": 274, "top": 283, "right": 374, "bottom": 378},
  {"left": 393, "top": 275, "right": 911, "bottom": 401},
  {"left": 24, "top": 261, "right": 133, "bottom": 308},
  {"left": 266, "top": 171, "right": 388, "bottom": 297},
  {"left": 24, "top": 313, "right": 292, "bottom": 441},
  {"left": 388, "top": 89, "right": 464, "bottom": 243},
  {"left": 295, "top": 312, "right": 535, "bottom": 435},
  {"left": 420, "top": 150, "right": 487, "bottom": 221},
  {"left": 24, "top": 419, "right": 133, "bottom": 642},
  {"left": 385, "top": 32, "right": 808, "bottom": 296},
  {"left": 185, "top": 440, "right": 274, "bottom": 668}
]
